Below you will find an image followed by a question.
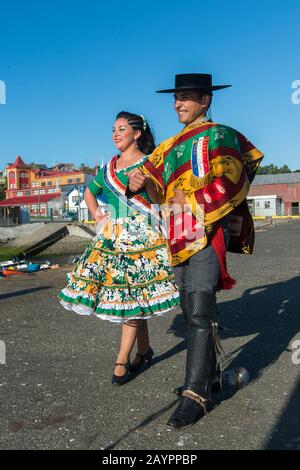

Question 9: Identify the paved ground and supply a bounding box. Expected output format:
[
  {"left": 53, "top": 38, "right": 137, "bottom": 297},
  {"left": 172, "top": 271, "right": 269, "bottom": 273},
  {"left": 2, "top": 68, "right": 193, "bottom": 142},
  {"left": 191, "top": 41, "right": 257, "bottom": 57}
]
[{"left": 0, "top": 221, "right": 300, "bottom": 450}]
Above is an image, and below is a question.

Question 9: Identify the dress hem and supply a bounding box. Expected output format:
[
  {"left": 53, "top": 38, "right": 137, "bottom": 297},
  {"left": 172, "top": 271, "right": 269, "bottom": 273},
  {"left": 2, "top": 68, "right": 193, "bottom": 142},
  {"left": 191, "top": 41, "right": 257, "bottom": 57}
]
[{"left": 59, "top": 295, "right": 179, "bottom": 323}]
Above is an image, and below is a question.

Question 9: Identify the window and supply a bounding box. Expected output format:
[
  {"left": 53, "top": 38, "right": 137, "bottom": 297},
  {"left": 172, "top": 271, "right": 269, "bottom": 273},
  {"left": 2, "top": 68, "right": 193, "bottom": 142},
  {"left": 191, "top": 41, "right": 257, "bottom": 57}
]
[
  {"left": 255, "top": 201, "right": 260, "bottom": 208},
  {"left": 47, "top": 181, "right": 52, "bottom": 186},
  {"left": 264, "top": 201, "right": 271, "bottom": 209},
  {"left": 67, "top": 179, "right": 73, "bottom": 184},
  {"left": 72, "top": 196, "right": 79, "bottom": 203},
  {"left": 76, "top": 178, "right": 81, "bottom": 183},
  {"left": 41, "top": 182, "right": 46, "bottom": 187},
  {"left": 17, "top": 191, "right": 23, "bottom": 196},
  {"left": 25, "top": 191, "right": 31, "bottom": 196}
]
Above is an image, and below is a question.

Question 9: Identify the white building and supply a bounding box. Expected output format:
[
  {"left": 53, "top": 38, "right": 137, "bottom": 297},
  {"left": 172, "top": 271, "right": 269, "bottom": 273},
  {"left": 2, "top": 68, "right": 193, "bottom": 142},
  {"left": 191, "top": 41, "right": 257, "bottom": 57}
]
[
  {"left": 247, "top": 195, "right": 283, "bottom": 217},
  {"left": 66, "top": 186, "right": 107, "bottom": 222},
  {"left": 67, "top": 187, "right": 81, "bottom": 214}
]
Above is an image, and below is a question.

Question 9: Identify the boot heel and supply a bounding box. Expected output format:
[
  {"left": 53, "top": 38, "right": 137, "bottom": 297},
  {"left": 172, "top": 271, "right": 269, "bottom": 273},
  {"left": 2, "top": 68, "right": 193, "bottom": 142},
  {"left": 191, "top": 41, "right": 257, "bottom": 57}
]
[{"left": 146, "top": 357, "right": 152, "bottom": 367}]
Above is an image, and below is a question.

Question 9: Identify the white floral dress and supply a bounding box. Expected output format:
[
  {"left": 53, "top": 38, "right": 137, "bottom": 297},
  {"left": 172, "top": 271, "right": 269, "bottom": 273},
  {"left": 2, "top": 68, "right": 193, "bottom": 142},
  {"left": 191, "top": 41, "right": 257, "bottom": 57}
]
[{"left": 59, "top": 156, "right": 179, "bottom": 322}]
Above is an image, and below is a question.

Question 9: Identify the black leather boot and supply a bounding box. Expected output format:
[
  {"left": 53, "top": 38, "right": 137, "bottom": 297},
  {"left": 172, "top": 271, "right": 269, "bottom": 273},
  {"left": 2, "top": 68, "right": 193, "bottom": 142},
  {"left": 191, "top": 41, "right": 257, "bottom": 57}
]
[
  {"left": 184, "top": 291, "right": 217, "bottom": 397},
  {"left": 167, "top": 291, "right": 217, "bottom": 428},
  {"left": 173, "top": 379, "right": 221, "bottom": 397},
  {"left": 167, "top": 391, "right": 212, "bottom": 429}
]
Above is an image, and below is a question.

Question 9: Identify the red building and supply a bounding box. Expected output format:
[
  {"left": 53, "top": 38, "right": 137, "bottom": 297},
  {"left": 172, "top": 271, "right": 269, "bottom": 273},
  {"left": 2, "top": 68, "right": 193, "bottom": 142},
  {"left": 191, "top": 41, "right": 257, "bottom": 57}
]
[
  {"left": 248, "top": 173, "right": 300, "bottom": 216},
  {"left": 0, "top": 156, "right": 94, "bottom": 223}
]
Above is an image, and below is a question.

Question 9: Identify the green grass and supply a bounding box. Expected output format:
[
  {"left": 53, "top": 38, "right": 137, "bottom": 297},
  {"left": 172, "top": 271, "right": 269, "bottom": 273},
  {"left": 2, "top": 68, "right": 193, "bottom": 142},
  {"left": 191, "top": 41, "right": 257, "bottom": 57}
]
[{"left": 0, "top": 247, "right": 25, "bottom": 262}]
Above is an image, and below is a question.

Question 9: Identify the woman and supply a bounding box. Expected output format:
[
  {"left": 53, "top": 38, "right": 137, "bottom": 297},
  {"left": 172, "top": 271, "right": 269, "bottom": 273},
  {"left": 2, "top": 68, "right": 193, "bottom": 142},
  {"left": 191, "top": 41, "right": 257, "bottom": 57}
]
[{"left": 59, "top": 111, "right": 179, "bottom": 385}]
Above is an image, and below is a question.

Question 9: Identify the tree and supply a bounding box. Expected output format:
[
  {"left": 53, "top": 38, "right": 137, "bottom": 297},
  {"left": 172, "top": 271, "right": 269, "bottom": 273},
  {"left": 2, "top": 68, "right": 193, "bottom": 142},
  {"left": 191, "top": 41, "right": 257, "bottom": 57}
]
[
  {"left": 280, "top": 165, "right": 291, "bottom": 174},
  {"left": 257, "top": 164, "right": 292, "bottom": 175},
  {"left": 0, "top": 176, "right": 7, "bottom": 201},
  {"left": 79, "top": 163, "right": 96, "bottom": 174}
]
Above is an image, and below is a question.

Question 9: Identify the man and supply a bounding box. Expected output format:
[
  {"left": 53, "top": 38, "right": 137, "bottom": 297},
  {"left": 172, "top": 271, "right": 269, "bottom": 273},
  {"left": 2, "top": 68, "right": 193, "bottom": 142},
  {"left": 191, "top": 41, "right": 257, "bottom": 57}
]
[{"left": 128, "top": 74, "right": 263, "bottom": 429}]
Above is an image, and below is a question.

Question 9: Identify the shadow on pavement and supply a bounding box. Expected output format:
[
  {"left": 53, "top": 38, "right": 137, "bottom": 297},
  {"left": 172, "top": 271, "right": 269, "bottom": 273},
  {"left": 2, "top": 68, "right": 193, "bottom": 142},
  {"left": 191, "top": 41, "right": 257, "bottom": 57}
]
[
  {"left": 87, "top": 397, "right": 178, "bottom": 450},
  {"left": 264, "top": 375, "right": 300, "bottom": 449},
  {"left": 0, "top": 286, "right": 52, "bottom": 300},
  {"left": 218, "top": 276, "right": 300, "bottom": 390}
]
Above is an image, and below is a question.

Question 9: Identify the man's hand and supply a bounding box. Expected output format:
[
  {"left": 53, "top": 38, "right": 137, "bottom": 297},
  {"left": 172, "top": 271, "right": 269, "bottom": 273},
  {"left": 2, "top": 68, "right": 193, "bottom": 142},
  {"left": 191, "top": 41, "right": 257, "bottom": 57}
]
[{"left": 127, "top": 169, "right": 148, "bottom": 193}]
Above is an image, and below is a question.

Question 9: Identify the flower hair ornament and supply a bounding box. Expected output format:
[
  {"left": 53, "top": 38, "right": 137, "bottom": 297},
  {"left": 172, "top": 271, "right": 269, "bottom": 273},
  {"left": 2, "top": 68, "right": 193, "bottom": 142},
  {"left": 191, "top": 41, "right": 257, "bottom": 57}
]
[{"left": 140, "top": 114, "right": 147, "bottom": 131}]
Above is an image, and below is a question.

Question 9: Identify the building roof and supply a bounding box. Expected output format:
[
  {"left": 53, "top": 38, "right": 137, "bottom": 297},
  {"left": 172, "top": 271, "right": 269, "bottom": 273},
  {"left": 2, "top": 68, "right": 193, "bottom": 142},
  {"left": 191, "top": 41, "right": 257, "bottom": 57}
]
[
  {"left": 0, "top": 193, "right": 61, "bottom": 207},
  {"left": 252, "top": 172, "right": 300, "bottom": 185},
  {"left": 35, "top": 170, "right": 84, "bottom": 178},
  {"left": 52, "top": 163, "right": 75, "bottom": 169},
  {"left": 65, "top": 185, "right": 85, "bottom": 196},
  {"left": 6, "top": 156, "right": 30, "bottom": 169},
  {"left": 247, "top": 195, "right": 279, "bottom": 199}
]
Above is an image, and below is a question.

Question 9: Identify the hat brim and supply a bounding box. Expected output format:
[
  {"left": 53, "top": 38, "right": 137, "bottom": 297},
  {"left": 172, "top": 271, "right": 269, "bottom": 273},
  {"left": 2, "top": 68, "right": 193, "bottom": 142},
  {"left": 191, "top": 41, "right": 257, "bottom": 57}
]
[{"left": 156, "top": 85, "right": 232, "bottom": 93}]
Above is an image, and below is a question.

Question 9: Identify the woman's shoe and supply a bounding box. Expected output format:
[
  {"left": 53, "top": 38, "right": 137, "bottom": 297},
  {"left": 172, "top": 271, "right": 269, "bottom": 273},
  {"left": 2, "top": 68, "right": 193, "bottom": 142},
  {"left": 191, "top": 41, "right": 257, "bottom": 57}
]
[
  {"left": 128, "top": 347, "right": 154, "bottom": 373},
  {"left": 111, "top": 362, "right": 130, "bottom": 386}
]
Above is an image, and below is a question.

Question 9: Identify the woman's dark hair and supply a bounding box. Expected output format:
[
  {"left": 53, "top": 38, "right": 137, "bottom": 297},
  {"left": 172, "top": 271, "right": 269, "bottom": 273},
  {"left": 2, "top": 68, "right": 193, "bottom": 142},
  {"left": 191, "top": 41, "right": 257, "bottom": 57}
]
[{"left": 116, "top": 111, "right": 155, "bottom": 155}]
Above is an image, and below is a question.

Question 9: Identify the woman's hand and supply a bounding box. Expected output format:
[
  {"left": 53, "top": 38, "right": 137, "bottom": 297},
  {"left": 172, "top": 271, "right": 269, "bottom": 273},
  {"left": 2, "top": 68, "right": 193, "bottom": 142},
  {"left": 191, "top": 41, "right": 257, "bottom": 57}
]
[
  {"left": 94, "top": 207, "right": 110, "bottom": 233},
  {"left": 94, "top": 212, "right": 110, "bottom": 225}
]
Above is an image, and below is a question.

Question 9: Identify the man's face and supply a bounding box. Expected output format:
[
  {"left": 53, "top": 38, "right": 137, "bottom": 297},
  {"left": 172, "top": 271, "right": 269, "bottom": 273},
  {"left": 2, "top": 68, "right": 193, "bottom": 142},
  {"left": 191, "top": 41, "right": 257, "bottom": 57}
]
[{"left": 174, "top": 90, "right": 207, "bottom": 125}]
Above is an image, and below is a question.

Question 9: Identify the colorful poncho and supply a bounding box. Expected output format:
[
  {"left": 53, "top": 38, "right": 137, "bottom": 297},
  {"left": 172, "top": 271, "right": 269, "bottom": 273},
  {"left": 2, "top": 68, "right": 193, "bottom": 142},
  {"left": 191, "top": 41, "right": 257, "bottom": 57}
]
[{"left": 141, "top": 120, "right": 264, "bottom": 268}]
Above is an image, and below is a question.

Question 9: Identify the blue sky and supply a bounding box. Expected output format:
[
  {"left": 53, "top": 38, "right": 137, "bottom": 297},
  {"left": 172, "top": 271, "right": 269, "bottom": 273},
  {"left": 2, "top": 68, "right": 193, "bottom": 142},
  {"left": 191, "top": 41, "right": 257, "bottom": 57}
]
[{"left": 0, "top": 0, "right": 299, "bottom": 171}]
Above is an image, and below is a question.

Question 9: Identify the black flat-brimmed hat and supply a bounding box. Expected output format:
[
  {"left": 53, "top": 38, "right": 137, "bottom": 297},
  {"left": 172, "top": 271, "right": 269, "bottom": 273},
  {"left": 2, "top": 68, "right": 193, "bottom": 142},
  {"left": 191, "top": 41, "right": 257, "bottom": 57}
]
[{"left": 156, "top": 73, "right": 231, "bottom": 93}]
